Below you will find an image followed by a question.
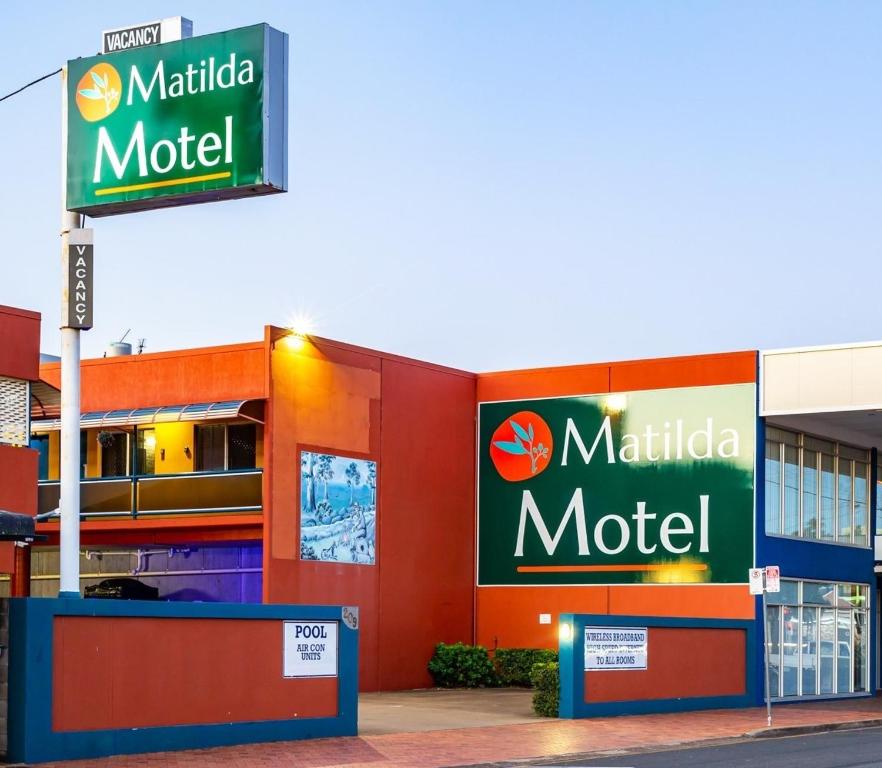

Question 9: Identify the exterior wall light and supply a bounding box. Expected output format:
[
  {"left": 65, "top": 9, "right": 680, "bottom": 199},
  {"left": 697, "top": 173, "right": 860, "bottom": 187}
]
[
  {"left": 559, "top": 621, "right": 573, "bottom": 642},
  {"left": 603, "top": 394, "right": 628, "bottom": 415}
]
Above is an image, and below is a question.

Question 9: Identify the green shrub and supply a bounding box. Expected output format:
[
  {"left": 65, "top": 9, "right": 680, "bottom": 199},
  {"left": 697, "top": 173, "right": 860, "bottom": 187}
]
[
  {"left": 494, "top": 648, "right": 559, "bottom": 687},
  {"left": 428, "top": 642, "right": 498, "bottom": 688},
  {"left": 530, "top": 661, "right": 559, "bottom": 717}
]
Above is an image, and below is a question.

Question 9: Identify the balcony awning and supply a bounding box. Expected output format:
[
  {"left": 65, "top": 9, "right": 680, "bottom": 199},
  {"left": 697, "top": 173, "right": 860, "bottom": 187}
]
[
  {"left": 31, "top": 399, "right": 263, "bottom": 432},
  {"left": 30, "top": 379, "right": 61, "bottom": 420}
]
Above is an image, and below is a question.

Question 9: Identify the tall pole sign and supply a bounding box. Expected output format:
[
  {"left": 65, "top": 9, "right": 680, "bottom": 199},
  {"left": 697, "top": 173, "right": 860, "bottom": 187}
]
[
  {"left": 57, "top": 21, "right": 289, "bottom": 597},
  {"left": 65, "top": 24, "right": 288, "bottom": 216}
]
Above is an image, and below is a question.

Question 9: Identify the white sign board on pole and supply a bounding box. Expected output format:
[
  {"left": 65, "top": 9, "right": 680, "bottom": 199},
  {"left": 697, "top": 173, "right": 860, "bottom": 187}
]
[
  {"left": 765, "top": 565, "right": 781, "bottom": 593},
  {"left": 283, "top": 621, "right": 338, "bottom": 678},
  {"left": 101, "top": 17, "right": 193, "bottom": 53},
  {"left": 584, "top": 626, "right": 648, "bottom": 671},
  {"left": 748, "top": 568, "right": 765, "bottom": 595}
]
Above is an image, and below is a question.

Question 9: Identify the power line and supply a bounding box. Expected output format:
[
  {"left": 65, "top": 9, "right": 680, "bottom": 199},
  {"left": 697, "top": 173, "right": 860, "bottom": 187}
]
[{"left": 0, "top": 68, "right": 62, "bottom": 103}]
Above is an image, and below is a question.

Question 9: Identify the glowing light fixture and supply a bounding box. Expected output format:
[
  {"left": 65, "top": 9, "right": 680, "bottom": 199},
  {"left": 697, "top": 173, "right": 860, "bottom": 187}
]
[
  {"left": 558, "top": 621, "right": 573, "bottom": 642},
  {"left": 603, "top": 394, "right": 628, "bottom": 415},
  {"left": 283, "top": 311, "right": 316, "bottom": 351}
]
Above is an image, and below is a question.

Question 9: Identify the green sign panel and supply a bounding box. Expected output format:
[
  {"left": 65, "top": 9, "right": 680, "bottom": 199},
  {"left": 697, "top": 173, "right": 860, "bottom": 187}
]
[
  {"left": 66, "top": 24, "right": 287, "bottom": 216},
  {"left": 478, "top": 384, "right": 756, "bottom": 586}
]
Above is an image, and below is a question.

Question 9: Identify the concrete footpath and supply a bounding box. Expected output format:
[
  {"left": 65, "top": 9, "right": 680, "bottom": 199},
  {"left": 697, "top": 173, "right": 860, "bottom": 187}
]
[{"left": 28, "top": 691, "right": 882, "bottom": 767}]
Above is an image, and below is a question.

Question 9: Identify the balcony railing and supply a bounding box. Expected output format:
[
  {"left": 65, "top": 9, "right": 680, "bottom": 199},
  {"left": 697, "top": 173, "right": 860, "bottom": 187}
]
[{"left": 37, "top": 469, "right": 262, "bottom": 519}]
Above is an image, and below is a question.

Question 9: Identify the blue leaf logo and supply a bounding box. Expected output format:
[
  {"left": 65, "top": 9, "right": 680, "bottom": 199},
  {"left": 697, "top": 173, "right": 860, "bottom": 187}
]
[
  {"left": 489, "top": 410, "right": 554, "bottom": 481},
  {"left": 493, "top": 439, "right": 528, "bottom": 456}
]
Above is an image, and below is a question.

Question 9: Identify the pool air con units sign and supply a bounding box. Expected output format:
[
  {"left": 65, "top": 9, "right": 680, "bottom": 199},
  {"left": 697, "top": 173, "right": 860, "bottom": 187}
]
[
  {"left": 66, "top": 23, "right": 288, "bottom": 216},
  {"left": 477, "top": 383, "right": 756, "bottom": 586}
]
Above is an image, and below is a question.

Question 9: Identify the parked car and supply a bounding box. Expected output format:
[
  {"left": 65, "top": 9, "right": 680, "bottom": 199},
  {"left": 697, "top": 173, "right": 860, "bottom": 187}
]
[{"left": 84, "top": 578, "right": 160, "bottom": 600}]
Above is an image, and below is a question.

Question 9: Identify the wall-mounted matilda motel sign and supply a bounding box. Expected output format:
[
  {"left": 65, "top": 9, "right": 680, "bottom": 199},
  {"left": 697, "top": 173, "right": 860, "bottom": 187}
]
[
  {"left": 477, "top": 384, "right": 756, "bottom": 586},
  {"left": 66, "top": 24, "right": 288, "bottom": 216}
]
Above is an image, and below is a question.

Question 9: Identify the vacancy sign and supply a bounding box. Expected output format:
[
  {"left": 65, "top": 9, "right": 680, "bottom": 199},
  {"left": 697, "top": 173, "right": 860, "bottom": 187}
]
[
  {"left": 102, "top": 17, "right": 193, "bottom": 54},
  {"left": 283, "top": 621, "right": 338, "bottom": 678}
]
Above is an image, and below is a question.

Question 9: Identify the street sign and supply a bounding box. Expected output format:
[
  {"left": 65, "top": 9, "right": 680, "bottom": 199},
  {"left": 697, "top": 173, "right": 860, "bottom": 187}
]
[
  {"left": 61, "top": 229, "right": 93, "bottom": 330},
  {"left": 102, "top": 17, "right": 193, "bottom": 54},
  {"left": 748, "top": 567, "right": 764, "bottom": 595},
  {"left": 765, "top": 565, "right": 781, "bottom": 593},
  {"left": 66, "top": 23, "right": 288, "bottom": 216}
]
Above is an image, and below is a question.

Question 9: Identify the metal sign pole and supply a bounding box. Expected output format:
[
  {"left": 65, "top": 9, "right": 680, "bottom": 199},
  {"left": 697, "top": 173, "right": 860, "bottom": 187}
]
[
  {"left": 762, "top": 585, "right": 772, "bottom": 727},
  {"left": 59, "top": 66, "right": 81, "bottom": 598}
]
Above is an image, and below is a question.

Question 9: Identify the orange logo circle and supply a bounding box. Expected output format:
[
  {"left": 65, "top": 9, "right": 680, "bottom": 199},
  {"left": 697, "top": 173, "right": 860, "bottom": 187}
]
[
  {"left": 75, "top": 63, "right": 122, "bottom": 122},
  {"left": 489, "top": 411, "right": 553, "bottom": 482}
]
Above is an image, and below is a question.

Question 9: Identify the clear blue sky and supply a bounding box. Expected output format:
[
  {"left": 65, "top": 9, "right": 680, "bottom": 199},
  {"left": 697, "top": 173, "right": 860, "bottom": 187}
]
[{"left": 1, "top": 2, "right": 880, "bottom": 372}]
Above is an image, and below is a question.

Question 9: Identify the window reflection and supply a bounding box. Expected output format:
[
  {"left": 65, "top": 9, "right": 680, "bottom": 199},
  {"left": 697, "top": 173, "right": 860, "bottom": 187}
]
[
  {"left": 767, "top": 580, "right": 868, "bottom": 699},
  {"left": 764, "top": 428, "right": 869, "bottom": 546}
]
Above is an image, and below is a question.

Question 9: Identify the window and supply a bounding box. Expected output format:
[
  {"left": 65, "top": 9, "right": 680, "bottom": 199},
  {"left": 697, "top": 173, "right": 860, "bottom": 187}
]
[
  {"left": 783, "top": 445, "right": 799, "bottom": 536},
  {"left": 194, "top": 423, "right": 258, "bottom": 471},
  {"left": 876, "top": 463, "right": 882, "bottom": 541},
  {"left": 135, "top": 428, "right": 156, "bottom": 476},
  {"left": 30, "top": 434, "right": 49, "bottom": 480},
  {"left": 194, "top": 424, "right": 225, "bottom": 471},
  {"left": 228, "top": 424, "right": 256, "bottom": 469},
  {"left": 820, "top": 452, "right": 836, "bottom": 541},
  {"left": 764, "top": 427, "right": 870, "bottom": 546},
  {"left": 853, "top": 461, "right": 868, "bottom": 542},
  {"left": 766, "top": 579, "right": 870, "bottom": 698},
  {"left": 99, "top": 431, "right": 128, "bottom": 477},
  {"left": 838, "top": 458, "right": 852, "bottom": 541},
  {"left": 802, "top": 449, "right": 818, "bottom": 539},
  {"left": 765, "top": 440, "right": 781, "bottom": 535}
]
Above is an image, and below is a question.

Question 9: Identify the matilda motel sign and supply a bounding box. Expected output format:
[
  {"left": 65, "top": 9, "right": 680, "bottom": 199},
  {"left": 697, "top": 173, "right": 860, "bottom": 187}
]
[
  {"left": 66, "top": 23, "right": 288, "bottom": 216},
  {"left": 477, "top": 384, "right": 756, "bottom": 586}
]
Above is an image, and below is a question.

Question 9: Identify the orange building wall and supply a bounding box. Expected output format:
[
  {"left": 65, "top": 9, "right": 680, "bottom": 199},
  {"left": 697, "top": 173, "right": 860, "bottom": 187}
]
[
  {"left": 53, "top": 615, "right": 337, "bottom": 731},
  {"left": 475, "top": 351, "right": 758, "bottom": 651},
  {"left": 264, "top": 329, "right": 476, "bottom": 691},
  {"left": 584, "top": 626, "right": 746, "bottom": 703},
  {"left": 40, "top": 341, "right": 267, "bottom": 411}
]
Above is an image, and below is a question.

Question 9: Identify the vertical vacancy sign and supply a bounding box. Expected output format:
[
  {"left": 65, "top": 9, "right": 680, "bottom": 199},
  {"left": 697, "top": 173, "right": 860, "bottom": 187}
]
[
  {"left": 62, "top": 229, "right": 93, "bottom": 329},
  {"left": 65, "top": 23, "right": 288, "bottom": 216}
]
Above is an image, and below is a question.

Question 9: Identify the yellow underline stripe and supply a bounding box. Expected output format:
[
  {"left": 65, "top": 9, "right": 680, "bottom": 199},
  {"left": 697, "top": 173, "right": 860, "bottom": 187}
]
[{"left": 95, "top": 171, "right": 232, "bottom": 196}]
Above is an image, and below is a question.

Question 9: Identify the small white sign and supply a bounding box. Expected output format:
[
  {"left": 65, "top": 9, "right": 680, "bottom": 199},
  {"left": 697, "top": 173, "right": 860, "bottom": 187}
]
[
  {"left": 585, "top": 626, "right": 648, "bottom": 671},
  {"left": 748, "top": 567, "right": 765, "bottom": 595},
  {"left": 101, "top": 17, "right": 193, "bottom": 54},
  {"left": 539, "top": 613, "right": 552, "bottom": 625},
  {"left": 283, "top": 621, "right": 338, "bottom": 678},
  {"left": 765, "top": 565, "right": 781, "bottom": 593}
]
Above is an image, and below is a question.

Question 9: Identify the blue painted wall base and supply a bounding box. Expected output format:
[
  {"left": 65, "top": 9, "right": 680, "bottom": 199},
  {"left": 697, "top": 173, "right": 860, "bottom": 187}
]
[
  {"left": 8, "top": 598, "right": 359, "bottom": 764},
  {"left": 559, "top": 613, "right": 756, "bottom": 718}
]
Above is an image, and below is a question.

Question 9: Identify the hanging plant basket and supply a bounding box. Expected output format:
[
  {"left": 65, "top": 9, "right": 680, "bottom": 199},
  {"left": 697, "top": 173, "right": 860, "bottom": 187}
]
[{"left": 97, "top": 431, "right": 116, "bottom": 448}]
